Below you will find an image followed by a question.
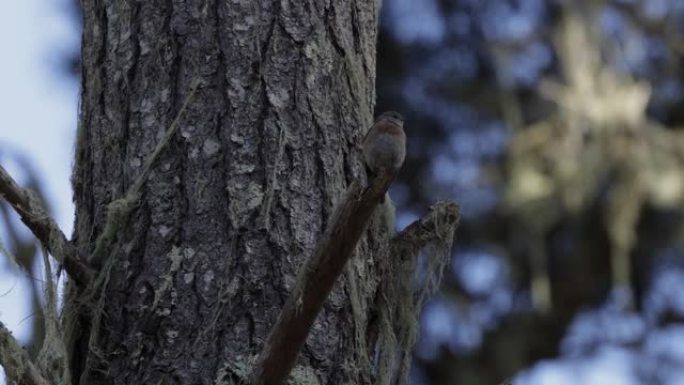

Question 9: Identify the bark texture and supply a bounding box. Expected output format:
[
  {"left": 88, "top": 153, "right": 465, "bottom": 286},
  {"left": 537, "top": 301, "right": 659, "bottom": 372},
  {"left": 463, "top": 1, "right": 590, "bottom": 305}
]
[{"left": 70, "top": 1, "right": 386, "bottom": 384}]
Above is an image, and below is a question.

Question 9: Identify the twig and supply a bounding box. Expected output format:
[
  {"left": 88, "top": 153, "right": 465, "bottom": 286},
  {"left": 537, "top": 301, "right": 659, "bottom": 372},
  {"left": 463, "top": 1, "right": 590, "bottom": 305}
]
[
  {"left": 0, "top": 165, "right": 94, "bottom": 286},
  {"left": 0, "top": 321, "right": 51, "bottom": 385},
  {"left": 250, "top": 171, "right": 397, "bottom": 385}
]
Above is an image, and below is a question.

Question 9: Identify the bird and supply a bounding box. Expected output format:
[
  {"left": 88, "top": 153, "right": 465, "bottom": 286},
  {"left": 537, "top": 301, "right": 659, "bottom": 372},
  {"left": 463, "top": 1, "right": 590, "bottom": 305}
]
[{"left": 362, "top": 111, "right": 406, "bottom": 178}]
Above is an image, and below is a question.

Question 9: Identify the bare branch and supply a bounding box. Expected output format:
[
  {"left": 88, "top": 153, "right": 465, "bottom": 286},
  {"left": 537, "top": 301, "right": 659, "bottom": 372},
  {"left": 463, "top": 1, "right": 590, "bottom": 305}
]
[
  {"left": 250, "top": 172, "right": 396, "bottom": 385},
  {"left": 0, "top": 321, "right": 51, "bottom": 385},
  {"left": 0, "top": 165, "right": 94, "bottom": 286}
]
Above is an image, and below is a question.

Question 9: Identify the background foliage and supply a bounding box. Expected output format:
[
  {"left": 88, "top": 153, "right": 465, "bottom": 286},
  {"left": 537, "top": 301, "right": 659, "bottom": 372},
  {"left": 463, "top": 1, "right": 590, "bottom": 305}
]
[{"left": 376, "top": 1, "right": 684, "bottom": 384}]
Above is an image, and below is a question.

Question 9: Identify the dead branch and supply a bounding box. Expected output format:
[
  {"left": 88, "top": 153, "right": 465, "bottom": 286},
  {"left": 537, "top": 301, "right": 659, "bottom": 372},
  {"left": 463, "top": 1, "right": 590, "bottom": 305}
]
[
  {"left": 0, "top": 321, "right": 51, "bottom": 385},
  {"left": 380, "top": 201, "right": 459, "bottom": 385},
  {"left": 250, "top": 172, "right": 396, "bottom": 385},
  {"left": 0, "top": 164, "right": 94, "bottom": 286},
  {"left": 391, "top": 201, "right": 460, "bottom": 256}
]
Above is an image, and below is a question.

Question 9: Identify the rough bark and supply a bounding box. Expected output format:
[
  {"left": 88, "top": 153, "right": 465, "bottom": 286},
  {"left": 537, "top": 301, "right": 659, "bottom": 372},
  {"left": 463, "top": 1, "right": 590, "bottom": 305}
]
[{"left": 69, "top": 1, "right": 386, "bottom": 384}]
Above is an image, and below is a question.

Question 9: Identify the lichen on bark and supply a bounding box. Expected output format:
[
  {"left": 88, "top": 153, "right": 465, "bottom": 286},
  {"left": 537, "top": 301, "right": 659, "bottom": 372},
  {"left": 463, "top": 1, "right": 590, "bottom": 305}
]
[{"left": 59, "top": 1, "right": 459, "bottom": 385}]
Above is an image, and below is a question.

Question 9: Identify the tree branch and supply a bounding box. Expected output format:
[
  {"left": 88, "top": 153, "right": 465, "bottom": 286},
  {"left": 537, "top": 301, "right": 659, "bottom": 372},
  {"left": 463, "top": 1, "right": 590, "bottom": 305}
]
[
  {"left": 0, "top": 164, "right": 94, "bottom": 286},
  {"left": 379, "top": 201, "right": 459, "bottom": 385},
  {"left": 390, "top": 201, "right": 460, "bottom": 257},
  {"left": 0, "top": 321, "right": 51, "bottom": 385},
  {"left": 250, "top": 172, "right": 396, "bottom": 385}
]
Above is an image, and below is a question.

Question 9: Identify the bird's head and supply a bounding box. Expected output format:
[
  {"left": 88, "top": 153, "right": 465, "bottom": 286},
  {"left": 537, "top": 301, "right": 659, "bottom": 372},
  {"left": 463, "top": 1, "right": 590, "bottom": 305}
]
[{"left": 376, "top": 111, "right": 404, "bottom": 128}]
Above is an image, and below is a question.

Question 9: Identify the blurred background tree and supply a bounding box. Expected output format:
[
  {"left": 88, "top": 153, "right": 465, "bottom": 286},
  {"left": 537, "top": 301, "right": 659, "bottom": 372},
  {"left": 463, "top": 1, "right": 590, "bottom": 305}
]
[
  {"left": 374, "top": 0, "right": 684, "bottom": 384},
  {"left": 3, "top": 0, "right": 684, "bottom": 384}
]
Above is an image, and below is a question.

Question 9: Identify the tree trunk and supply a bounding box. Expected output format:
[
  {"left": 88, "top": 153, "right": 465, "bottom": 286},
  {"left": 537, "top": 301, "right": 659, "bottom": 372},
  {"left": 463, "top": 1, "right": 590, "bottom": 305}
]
[{"left": 69, "top": 1, "right": 384, "bottom": 384}]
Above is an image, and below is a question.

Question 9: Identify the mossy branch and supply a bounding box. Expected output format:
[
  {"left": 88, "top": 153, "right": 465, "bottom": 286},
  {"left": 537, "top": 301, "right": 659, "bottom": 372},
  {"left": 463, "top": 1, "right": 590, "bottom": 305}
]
[
  {"left": 0, "top": 321, "right": 51, "bottom": 385},
  {"left": 373, "top": 201, "right": 459, "bottom": 385},
  {"left": 390, "top": 201, "right": 460, "bottom": 259},
  {"left": 90, "top": 78, "right": 200, "bottom": 268},
  {"left": 0, "top": 164, "right": 94, "bottom": 286}
]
